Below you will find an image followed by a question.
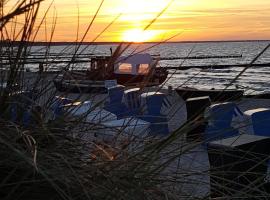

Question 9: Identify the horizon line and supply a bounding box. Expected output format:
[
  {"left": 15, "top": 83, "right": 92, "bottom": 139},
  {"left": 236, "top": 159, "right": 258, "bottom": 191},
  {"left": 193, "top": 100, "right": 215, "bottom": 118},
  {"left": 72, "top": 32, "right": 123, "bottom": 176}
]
[{"left": 2, "top": 39, "right": 270, "bottom": 46}]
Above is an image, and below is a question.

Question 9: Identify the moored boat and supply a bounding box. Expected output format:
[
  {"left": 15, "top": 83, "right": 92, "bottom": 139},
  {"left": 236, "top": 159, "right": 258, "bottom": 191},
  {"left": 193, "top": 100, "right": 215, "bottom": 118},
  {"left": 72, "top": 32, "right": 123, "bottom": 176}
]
[
  {"left": 175, "top": 87, "right": 244, "bottom": 101},
  {"left": 54, "top": 53, "right": 168, "bottom": 92}
]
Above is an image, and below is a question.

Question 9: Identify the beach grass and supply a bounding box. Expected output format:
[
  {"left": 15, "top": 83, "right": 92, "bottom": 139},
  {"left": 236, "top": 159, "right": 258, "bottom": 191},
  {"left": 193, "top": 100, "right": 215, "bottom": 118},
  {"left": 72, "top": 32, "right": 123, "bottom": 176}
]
[{"left": 1, "top": 0, "right": 270, "bottom": 199}]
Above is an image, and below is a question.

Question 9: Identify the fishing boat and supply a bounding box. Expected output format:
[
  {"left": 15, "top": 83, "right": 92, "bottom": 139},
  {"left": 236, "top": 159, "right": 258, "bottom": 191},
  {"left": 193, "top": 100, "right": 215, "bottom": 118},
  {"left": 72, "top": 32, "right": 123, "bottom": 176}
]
[{"left": 54, "top": 54, "right": 168, "bottom": 92}]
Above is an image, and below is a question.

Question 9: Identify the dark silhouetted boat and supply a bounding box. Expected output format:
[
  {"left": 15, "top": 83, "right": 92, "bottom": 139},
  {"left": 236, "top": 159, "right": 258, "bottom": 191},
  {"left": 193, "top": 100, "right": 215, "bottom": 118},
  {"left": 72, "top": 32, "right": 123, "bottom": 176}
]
[
  {"left": 54, "top": 54, "right": 168, "bottom": 92},
  {"left": 175, "top": 87, "right": 244, "bottom": 101}
]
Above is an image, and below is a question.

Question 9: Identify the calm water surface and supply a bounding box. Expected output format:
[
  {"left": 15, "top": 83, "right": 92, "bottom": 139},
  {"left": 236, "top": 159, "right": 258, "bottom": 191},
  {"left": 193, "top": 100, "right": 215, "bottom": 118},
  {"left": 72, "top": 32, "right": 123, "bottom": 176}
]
[{"left": 29, "top": 41, "right": 270, "bottom": 94}]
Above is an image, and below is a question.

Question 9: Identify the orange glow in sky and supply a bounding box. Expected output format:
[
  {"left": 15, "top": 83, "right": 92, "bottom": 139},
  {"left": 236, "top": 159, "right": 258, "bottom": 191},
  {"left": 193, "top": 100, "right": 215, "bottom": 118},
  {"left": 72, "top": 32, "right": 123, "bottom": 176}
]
[{"left": 5, "top": 0, "right": 270, "bottom": 42}]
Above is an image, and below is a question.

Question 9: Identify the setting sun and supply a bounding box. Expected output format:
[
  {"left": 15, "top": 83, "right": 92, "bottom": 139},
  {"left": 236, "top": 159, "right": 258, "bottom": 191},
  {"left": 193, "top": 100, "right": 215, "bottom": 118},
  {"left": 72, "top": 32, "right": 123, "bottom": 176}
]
[{"left": 122, "top": 29, "right": 161, "bottom": 42}]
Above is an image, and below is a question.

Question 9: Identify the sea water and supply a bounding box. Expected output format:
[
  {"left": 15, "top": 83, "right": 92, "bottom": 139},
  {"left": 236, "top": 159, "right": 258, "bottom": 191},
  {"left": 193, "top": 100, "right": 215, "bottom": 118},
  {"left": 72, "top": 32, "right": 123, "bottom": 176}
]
[{"left": 28, "top": 41, "right": 270, "bottom": 94}]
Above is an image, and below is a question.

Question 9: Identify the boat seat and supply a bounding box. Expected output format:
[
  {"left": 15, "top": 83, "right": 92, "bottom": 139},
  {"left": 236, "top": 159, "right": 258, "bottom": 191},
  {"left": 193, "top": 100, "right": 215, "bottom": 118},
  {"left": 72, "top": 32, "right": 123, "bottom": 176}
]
[
  {"left": 63, "top": 101, "right": 92, "bottom": 116},
  {"left": 104, "top": 85, "right": 128, "bottom": 118},
  {"left": 140, "top": 92, "right": 169, "bottom": 136},
  {"left": 9, "top": 91, "right": 38, "bottom": 126},
  {"left": 107, "top": 85, "right": 125, "bottom": 102},
  {"left": 123, "top": 88, "right": 141, "bottom": 116},
  {"left": 160, "top": 91, "right": 187, "bottom": 133},
  {"left": 242, "top": 108, "right": 270, "bottom": 136},
  {"left": 204, "top": 102, "right": 241, "bottom": 142},
  {"left": 51, "top": 96, "right": 73, "bottom": 118}
]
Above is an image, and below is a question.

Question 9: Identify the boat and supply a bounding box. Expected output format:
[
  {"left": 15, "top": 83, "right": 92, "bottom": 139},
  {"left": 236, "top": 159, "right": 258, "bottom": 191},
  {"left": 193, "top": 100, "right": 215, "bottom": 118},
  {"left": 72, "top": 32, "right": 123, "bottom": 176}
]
[
  {"left": 244, "top": 92, "right": 270, "bottom": 99},
  {"left": 53, "top": 79, "right": 108, "bottom": 93},
  {"left": 175, "top": 87, "right": 244, "bottom": 101},
  {"left": 54, "top": 54, "right": 168, "bottom": 92}
]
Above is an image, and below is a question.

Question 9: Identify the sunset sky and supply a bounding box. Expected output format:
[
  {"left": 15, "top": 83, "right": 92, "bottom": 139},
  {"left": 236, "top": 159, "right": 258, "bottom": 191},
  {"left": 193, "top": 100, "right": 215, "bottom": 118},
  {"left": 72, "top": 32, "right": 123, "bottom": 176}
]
[{"left": 6, "top": 0, "right": 270, "bottom": 42}]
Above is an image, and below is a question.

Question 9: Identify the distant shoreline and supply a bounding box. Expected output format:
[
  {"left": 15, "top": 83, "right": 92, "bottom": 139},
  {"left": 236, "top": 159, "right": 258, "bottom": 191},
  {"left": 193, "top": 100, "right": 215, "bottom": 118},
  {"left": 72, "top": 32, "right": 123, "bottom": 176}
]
[{"left": 1, "top": 40, "right": 270, "bottom": 46}]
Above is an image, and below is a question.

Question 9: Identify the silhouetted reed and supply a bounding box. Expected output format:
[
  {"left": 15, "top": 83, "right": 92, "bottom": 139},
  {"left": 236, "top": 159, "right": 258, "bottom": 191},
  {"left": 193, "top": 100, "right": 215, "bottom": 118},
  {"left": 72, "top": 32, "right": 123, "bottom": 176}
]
[{"left": 1, "top": 0, "right": 270, "bottom": 199}]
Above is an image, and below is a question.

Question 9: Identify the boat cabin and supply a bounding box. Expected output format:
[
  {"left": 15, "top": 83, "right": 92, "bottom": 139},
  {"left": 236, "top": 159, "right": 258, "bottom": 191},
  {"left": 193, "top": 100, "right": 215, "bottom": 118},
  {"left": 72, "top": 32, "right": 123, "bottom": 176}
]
[{"left": 114, "top": 54, "right": 154, "bottom": 75}]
